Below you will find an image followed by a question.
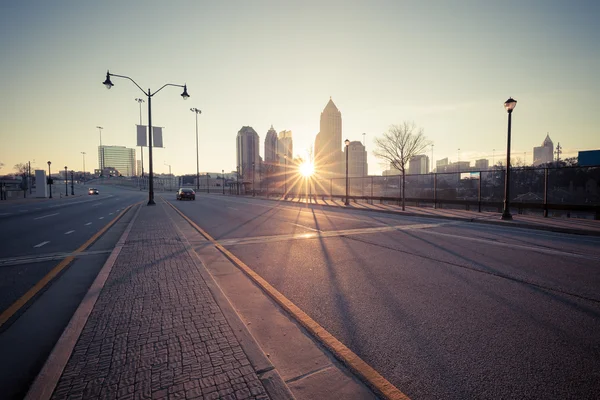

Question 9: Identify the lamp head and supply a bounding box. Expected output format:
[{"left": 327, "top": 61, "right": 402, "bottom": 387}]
[
  {"left": 181, "top": 85, "right": 190, "bottom": 100},
  {"left": 102, "top": 71, "right": 114, "bottom": 89},
  {"left": 47, "top": 161, "right": 51, "bottom": 166},
  {"left": 504, "top": 97, "right": 517, "bottom": 113},
  {"left": 345, "top": 139, "right": 350, "bottom": 146}
]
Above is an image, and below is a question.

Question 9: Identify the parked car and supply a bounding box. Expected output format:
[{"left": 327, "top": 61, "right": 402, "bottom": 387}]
[
  {"left": 88, "top": 188, "right": 99, "bottom": 195},
  {"left": 176, "top": 188, "right": 195, "bottom": 200}
]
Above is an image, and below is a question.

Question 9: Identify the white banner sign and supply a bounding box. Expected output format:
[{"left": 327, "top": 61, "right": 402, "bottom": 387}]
[
  {"left": 153, "top": 127, "right": 163, "bottom": 148},
  {"left": 136, "top": 125, "right": 147, "bottom": 147}
]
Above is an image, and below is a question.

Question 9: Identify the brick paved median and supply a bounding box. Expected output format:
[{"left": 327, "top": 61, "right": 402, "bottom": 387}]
[{"left": 50, "top": 204, "right": 270, "bottom": 400}]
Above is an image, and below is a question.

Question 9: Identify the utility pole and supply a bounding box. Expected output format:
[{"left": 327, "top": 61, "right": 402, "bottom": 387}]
[
  {"left": 136, "top": 98, "right": 145, "bottom": 177},
  {"left": 555, "top": 142, "right": 562, "bottom": 166}
]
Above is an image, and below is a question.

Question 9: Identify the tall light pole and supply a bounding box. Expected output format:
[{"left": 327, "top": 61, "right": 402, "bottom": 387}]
[
  {"left": 64, "top": 166, "right": 68, "bottom": 196},
  {"left": 81, "top": 152, "right": 86, "bottom": 182},
  {"left": 190, "top": 108, "right": 201, "bottom": 191},
  {"left": 501, "top": 97, "right": 517, "bottom": 220},
  {"left": 222, "top": 169, "right": 225, "bottom": 195},
  {"left": 47, "top": 161, "right": 52, "bottom": 198},
  {"left": 135, "top": 98, "right": 145, "bottom": 178},
  {"left": 96, "top": 126, "right": 103, "bottom": 172},
  {"left": 71, "top": 170, "right": 74, "bottom": 195},
  {"left": 102, "top": 70, "right": 189, "bottom": 205},
  {"left": 345, "top": 139, "right": 350, "bottom": 205},
  {"left": 164, "top": 162, "right": 172, "bottom": 191}
]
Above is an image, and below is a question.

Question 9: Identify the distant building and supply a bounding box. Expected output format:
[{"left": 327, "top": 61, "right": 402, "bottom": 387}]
[
  {"left": 98, "top": 145, "right": 136, "bottom": 177},
  {"left": 408, "top": 155, "right": 429, "bottom": 175},
  {"left": 346, "top": 141, "right": 368, "bottom": 177},
  {"left": 278, "top": 130, "right": 293, "bottom": 163},
  {"left": 136, "top": 160, "right": 142, "bottom": 176},
  {"left": 264, "top": 125, "right": 278, "bottom": 164},
  {"left": 236, "top": 126, "right": 261, "bottom": 183},
  {"left": 314, "top": 98, "right": 343, "bottom": 179},
  {"left": 533, "top": 134, "right": 554, "bottom": 166},
  {"left": 475, "top": 159, "right": 489, "bottom": 170}
]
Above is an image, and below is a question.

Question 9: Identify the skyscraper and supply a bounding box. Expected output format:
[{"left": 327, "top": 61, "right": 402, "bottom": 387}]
[
  {"left": 346, "top": 141, "right": 368, "bottom": 177},
  {"left": 236, "top": 126, "right": 260, "bottom": 183},
  {"left": 533, "top": 133, "right": 554, "bottom": 166},
  {"left": 314, "top": 98, "right": 343, "bottom": 178},
  {"left": 278, "top": 130, "right": 293, "bottom": 162},
  {"left": 264, "top": 125, "right": 278, "bottom": 164},
  {"left": 98, "top": 145, "right": 136, "bottom": 177},
  {"left": 408, "top": 155, "right": 429, "bottom": 175}
]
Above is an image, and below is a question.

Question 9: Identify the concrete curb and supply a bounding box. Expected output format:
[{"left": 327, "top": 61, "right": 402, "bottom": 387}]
[
  {"left": 163, "top": 200, "right": 296, "bottom": 400},
  {"left": 24, "top": 204, "right": 141, "bottom": 400}
]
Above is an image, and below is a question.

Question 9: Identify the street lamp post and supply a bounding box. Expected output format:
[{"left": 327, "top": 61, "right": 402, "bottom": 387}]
[
  {"left": 236, "top": 166, "right": 240, "bottom": 195},
  {"left": 501, "top": 97, "right": 517, "bottom": 220},
  {"left": 190, "top": 108, "right": 201, "bottom": 191},
  {"left": 102, "top": 70, "right": 189, "bottom": 205},
  {"left": 164, "top": 163, "right": 172, "bottom": 191},
  {"left": 71, "top": 170, "right": 74, "bottom": 195},
  {"left": 135, "top": 98, "right": 145, "bottom": 178},
  {"left": 222, "top": 170, "right": 225, "bottom": 195},
  {"left": 252, "top": 162, "right": 256, "bottom": 197},
  {"left": 64, "top": 166, "right": 68, "bottom": 196},
  {"left": 344, "top": 139, "right": 350, "bottom": 205},
  {"left": 96, "top": 126, "right": 103, "bottom": 171},
  {"left": 81, "top": 152, "right": 86, "bottom": 182},
  {"left": 47, "top": 161, "right": 52, "bottom": 199}
]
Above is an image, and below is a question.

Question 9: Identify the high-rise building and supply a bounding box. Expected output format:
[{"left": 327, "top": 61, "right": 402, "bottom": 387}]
[
  {"left": 264, "top": 125, "right": 278, "bottom": 164},
  {"left": 236, "top": 126, "right": 260, "bottom": 183},
  {"left": 314, "top": 98, "right": 343, "bottom": 178},
  {"left": 533, "top": 133, "right": 554, "bottom": 166},
  {"left": 408, "top": 155, "right": 429, "bottom": 175},
  {"left": 136, "top": 160, "right": 142, "bottom": 176},
  {"left": 475, "top": 159, "right": 490, "bottom": 170},
  {"left": 277, "top": 130, "right": 293, "bottom": 163},
  {"left": 435, "top": 157, "right": 449, "bottom": 173},
  {"left": 345, "top": 141, "right": 368, "bottom": 177},
  {"left": 98, "top": 145, "right": 136, "bottom": 176}
]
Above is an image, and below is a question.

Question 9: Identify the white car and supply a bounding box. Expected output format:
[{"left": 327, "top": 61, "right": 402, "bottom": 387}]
[{"left": 88, "top": 188, "right": 99, "bottom": 195}]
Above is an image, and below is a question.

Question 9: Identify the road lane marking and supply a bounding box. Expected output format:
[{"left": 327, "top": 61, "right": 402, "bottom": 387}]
[
  {"left": 99, "top": 217, "right": 104, "bottom": 219},
  {"left": 34, "top": 213, "right": 59, "bottom": 220},
  {"left": 85, "top": 222, "right": 92, "bottom": 226},
  {"left": 164, "top": 199, "right": 410, "bottom": 400},
  {"left": 109, "top": 212, "right": 113, "bottom": 215},
  {"left": 290, "top": 223, "right": 320, "bottom": 232},
  {"left": 64, "top": 230, "right": 75, "bottom": 235},
  {"left": 0, "top": 202, "right": 139, "bottom": 329},
  {"left": 34, "top": 241, "right": 50, "bottom": 248}
]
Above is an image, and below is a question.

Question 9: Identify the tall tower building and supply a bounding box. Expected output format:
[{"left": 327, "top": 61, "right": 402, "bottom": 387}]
[
  {"left": 314, "top": 98, "right": 343, "bottom": 178},
  {"left": 278, "top": 130, "right": 293, "bottom": 162},
  {"left": 346, "top": 141, "right": 368, "bottom": 177},
  {"left": 236, "top": 126, "right": 260, "bottom": 183},
  {"left": 408, "top": 155, "right": 429, "bottom": 175},
  {"left": 98, "top": 145, "right": 136, "bottom": 177},
  {"left": 264, "top": 125, "right": 278, "bottom": 164},
  {"left": 533, "top": 133, "right": 554, "bottom": 166}
]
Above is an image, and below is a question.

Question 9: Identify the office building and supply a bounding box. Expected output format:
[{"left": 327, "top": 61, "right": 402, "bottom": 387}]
[
  {"left": 533, "top": 134, "right": 554, "bottom": 166},
  {"left": 314, "top": 98, "right": 343, "bottom": 178},
  {"left": 475, "top": 159, "right": 490, "bottom": 170},
  {"left": 346, "top": 141, "right": 368, "bottom": 177},
  {"left": 278, "top": 130, "right": 293, "bottom": 163},
  {"left": 98, "top": 145, "right": 136, "bottom": 177},
  {"left": 408, "top": 155, "right": 429, "bottom": 175},
  {"left": 264, "top": 125, "right": 278, "bottom": 164},
  {"left": 236, "top": 126, "right": 261, "bottom": 183}
]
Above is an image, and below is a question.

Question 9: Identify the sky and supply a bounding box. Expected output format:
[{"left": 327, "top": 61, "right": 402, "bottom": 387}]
[{"left": 1, "top": 0, "right": 599, "bottom": 176}]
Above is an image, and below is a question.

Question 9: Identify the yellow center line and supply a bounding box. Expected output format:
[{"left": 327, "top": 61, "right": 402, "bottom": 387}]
[
  {"left": 164, "top": 198, "right": 410, "bottom": 400},
  {"left": 0, "top": 202, "right": 139, "bottom": 329}
]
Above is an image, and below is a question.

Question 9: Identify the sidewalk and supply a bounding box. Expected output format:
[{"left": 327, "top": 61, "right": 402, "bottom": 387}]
[
  {"left": 27, "top": 204, "right": 291, "bottom": 400},
  {"left": 261, "top": 195, "right": 600, "bottom": 236}
]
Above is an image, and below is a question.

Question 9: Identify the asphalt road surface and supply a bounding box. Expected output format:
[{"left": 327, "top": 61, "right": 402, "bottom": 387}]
[{"left": 167, "top": 193, "right": 600, "bottom": 400}]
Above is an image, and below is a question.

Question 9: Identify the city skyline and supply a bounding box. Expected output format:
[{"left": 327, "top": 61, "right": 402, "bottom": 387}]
[{"left": 1, "top": 1, "right": 598, "bottom": 177}]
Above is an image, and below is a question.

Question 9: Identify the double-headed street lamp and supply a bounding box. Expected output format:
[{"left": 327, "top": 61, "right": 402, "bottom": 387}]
[
  {"left": 501, "top": 97, "right": 517, "bottom": 220},
  {"left": 47, "top": 161, "right": 52, "bottom": 199},
  {"left": 64, "top": 166, "right": 68, "bottom": 196},
  {"left": 135, "top": 98, "right": 145, "bottom": 178},
  {"left": 345, "top": 139, "right": 350, "bottom": 205},
  {"left": 190, "top": 108, "right": 202, "bottom": 191},
  {"left": 102, "top": 70, "right": 189, "bottom": 205}
]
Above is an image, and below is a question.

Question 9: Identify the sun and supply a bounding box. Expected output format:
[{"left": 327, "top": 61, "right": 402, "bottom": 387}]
[{"left": 299, "top": 161, "right": 314, "bottom": 177}]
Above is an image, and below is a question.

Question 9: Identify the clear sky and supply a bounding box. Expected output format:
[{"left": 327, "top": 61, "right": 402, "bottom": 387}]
[{"left": 1, "top": 0, "right": 598, "bottom": 176}]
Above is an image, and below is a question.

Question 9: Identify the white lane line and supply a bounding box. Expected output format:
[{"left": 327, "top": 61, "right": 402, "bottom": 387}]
[
  {"left": 99, "top": 217, "right": 104, "bottom": 220},
  {"left": 290, "top": 223, "right": 320, "bottom": 232},
  {"left": 85, "top": 222, "right": 92, "bottom": 226},
  {"left": 109, "top": 212, "right": 113, "bottom": 215},
  {"left": 64, "top": 230, "right": 75, "bottom": 235},
  {"left": 34, "top": 213, "right": 59, "bottom": 220},
  {"left": 34, "top": 241, "right": 50, "bottom": 248}
]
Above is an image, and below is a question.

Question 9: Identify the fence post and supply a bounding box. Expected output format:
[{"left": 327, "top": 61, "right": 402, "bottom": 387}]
[
  {"left": 543, "top": 167, "right": 548, "bottom": 217},
  {"left": 478, "top": 171, "right": 482, "bottom": 212}
]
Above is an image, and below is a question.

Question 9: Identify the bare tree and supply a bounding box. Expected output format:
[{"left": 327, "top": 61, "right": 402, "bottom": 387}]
[
  {"left": 373, "top": 122, "right": 430, "bottom": 210},
  {"left": 14, "top": 162, "right": 29, "bottom": 175}
]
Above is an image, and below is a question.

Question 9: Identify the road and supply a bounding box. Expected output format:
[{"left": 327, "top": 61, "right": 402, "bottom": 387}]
[
  {"left": 167, "top": 193, "right": 600, "bottom": 400},
  {"left": 0, "top": 184, "right": 145, "bottom": 399}
]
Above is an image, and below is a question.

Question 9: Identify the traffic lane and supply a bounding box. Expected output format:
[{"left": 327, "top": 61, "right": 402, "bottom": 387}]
[
  {"left": 0, "top": 194, "right": 141, "bottom": 258},
  {"left": 224, "top": 235, "right": 600, "bottom": 399},
  {"left": 0, "top": 260, "right": 58, "bottom": 316},
  {"left": 430, "top": 221, "right": 600, "bottom": 257},
  {"left": 168, "top": 195, "right": 425, "bottom": 240}
]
